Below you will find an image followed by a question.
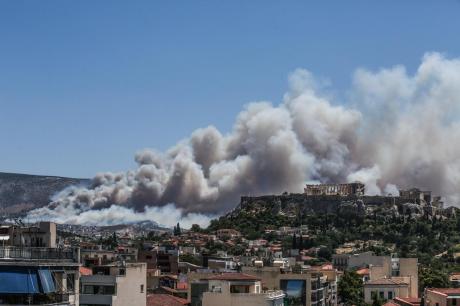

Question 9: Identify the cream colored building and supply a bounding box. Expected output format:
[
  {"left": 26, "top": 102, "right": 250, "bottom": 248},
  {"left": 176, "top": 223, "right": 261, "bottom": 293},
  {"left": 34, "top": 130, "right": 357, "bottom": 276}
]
[
  {"left": 424, "top": 288, "right": 460, "bottom": 306},
  {"left": 364, "top": 278, "right": 410, "bottom": 303},
  {"left": 190, "top": 273, "right": 284, "bottom": 306},
  {"left": 363, "top": 257, "right": 418, "bottom": 302},
  {"left": 80, "top": 262, "right": 147, "bottom": 306},
  {"left": 242, "top": 266, "right": 338, "bottom": 306}
]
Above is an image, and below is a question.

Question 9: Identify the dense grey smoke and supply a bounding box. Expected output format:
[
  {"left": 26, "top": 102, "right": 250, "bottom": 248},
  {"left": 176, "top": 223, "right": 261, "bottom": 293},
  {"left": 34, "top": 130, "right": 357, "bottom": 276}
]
[{"left": 28, "top": 52, "right": 460, "bottom": 226}]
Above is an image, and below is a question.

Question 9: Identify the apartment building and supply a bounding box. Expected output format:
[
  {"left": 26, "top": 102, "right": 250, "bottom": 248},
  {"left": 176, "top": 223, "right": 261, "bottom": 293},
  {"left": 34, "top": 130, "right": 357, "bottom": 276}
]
[
  {"left": 364, "top": 278, "right": 411, "bottom": 303},
  {"left": 80, "top": 262, "right": 147, "bottom": 306},
  {"left": 332, "top": 251, "right": 385, "bottom": 271},
  {"left": 0, "top": 222, "right": 57, "bottom": 248},
  {"left": 190, "top": 273, "right": 284, "bottom": 306},
  {"left": 242, "top": 266, "right": 338, "bottom": 306},
  {"left": 0, "top": 222, "right": 80, "bottom": 305},
  {"left": 355, "top": 254, "right": 419, "bottom": 303},
  {"left": 138, "top": 249, "right": 179, "bottom": 274},
  {"left": 81, "top": 248, "right": 117, "bottom": 266}
]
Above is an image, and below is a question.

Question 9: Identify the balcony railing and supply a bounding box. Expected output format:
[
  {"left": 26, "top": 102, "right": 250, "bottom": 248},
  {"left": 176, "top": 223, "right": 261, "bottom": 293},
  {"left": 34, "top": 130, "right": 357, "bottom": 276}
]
[
  {"left": 0, "top": 293, "right": 70, "bottom": 305},
  {"left": 264, "top": 290, "right": 285, "bottom": 299},
  {"left": 0, "top": 247, "right": 78, "bottom": 262}
]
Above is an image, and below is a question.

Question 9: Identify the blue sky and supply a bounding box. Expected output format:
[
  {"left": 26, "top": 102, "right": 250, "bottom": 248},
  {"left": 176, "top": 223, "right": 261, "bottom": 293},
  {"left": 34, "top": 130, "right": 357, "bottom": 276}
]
[{"left": 1, "top": 1, "right": 460, "bottom": 178}]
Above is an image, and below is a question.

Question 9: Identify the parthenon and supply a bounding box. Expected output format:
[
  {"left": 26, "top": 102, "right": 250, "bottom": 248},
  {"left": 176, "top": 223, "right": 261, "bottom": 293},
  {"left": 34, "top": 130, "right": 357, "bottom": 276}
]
[{"left": 304, "top": 182, "right": 365, "bottom": 197}]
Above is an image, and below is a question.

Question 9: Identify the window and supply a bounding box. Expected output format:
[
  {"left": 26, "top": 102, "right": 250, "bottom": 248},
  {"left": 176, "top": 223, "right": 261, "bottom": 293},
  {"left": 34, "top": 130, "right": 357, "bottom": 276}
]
[
  {"left": 119, "top": 268, "right": 126, "bottom": 276},
  {"left": 230, "top": 285, "right": 250, "bottom": 293},
  {"left": 82, "top": 285, "right": 116, "bottom": 295},
  {"left": 379, "top": 291, "right": 384, "bottom": 299},
  {"left": 454, "top": 300, "right": 457, "bottom": 306},
  {"left": 371, "top": 291, "right": 377, "bottom": 299},
  {"left": 67, "top": 274, "right": 76, "bottom": 293},
  {"left": 388, "top": 291, "right": 393, "bottom": 299},
  {"left": 140, "top": 285, "right": 144, "bottom": 293}
]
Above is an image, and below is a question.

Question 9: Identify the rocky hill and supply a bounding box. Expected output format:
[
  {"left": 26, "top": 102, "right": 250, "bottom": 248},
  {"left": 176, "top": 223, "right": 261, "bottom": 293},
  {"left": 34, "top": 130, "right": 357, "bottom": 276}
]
[
  {"left": 209, "top": 191, "right": 457, "bottom": 237},
  {"left": 0, "top": 172, "right": 89, "bottom": 216}
]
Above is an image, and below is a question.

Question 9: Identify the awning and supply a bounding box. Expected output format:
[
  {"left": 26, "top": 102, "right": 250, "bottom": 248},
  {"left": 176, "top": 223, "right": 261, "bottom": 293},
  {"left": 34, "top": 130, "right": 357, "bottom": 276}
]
[
  {"left": 0, "top": 268, "right": 39, "bottom": 294},
  {"left": 38, "top": 269, "right": 56, "bottom": 293}
]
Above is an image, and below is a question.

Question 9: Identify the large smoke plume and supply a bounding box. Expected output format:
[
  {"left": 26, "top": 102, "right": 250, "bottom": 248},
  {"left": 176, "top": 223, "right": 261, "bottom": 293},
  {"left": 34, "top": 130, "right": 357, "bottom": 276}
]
[{"left": 28, "top": 52, "right": 460, "bottom": 227}]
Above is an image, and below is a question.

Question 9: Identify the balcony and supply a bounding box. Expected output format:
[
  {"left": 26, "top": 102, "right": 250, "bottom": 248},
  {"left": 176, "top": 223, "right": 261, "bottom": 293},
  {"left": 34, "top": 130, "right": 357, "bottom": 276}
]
[
  {"left": 0, "top": 293, "right": 70, "bottom": 305},
  {"left": 0, "top": 247, "right": 78, "bottom": 262}
]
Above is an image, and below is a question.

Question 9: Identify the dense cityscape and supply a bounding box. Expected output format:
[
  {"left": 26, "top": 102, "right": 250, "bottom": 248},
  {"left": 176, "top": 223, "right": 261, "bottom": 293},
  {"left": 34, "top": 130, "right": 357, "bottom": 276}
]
[
  {"left": 2, "top": 2, "right": 460, "bottom": 306},
  {"left": 1, "top": 182, "right": 460, "bottom": 306}
]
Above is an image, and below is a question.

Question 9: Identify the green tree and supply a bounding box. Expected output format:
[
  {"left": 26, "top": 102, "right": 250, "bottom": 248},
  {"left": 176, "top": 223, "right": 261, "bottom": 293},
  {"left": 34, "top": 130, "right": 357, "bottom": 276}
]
[
  {"left": 338, "top": 271, "right": 364, "bottom": 306},
  {"left": 174, "top": 222, "right": 182, "bottom": 236},
  {"left": 318, "top": 247, "right": 332, "bottom": 261},
  {"left": 292, "top": 234, "right": 297, "bottom": 249},
  {"left": 190, "top": 224, "right": 202, "bottom": 232},
  {"left": 372, "top": 293, "right": 384, "bottom": 306},
  {"left": 419, "top": 267, "right": 449, "bottom": 292}
]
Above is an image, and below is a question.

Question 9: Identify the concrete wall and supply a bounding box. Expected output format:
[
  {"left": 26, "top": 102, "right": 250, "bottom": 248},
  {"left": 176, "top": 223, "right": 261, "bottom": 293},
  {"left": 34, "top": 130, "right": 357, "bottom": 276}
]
[
  {"left": 242, "top": 267, "right": 281, "bottom": 290},
  {"left": 80, "top": 264, "right": 146, "bottom": 306},
  {"left": 203, "top": 291, "right": 268, "bottom": 306},
  {"left": 202, "top": 280, "right": 265, "bottom": 306},
  {"left": 349, "top": 252, "right": 387, "bottom": 271},
  {"left": 112, "top": 263, "right": 147, "bottom": 306},
  {"left": 425, "top": 290, "right": 448, "bottom": 306},
  {"left": 39, "top": 222, "right": 56, "bottom": 248},
  {"left": 399, "top": 258, "right": 418, "bottom": 298}
]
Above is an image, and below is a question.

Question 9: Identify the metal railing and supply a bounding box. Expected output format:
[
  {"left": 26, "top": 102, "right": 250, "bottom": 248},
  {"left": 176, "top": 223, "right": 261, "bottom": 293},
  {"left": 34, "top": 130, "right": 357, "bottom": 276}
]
[
  {"left": 264, "top": 290, "right": 285, "bottom": 299},
  {"left": 0, "top": 293, "right": 70, "bottom": 305},
  {"left": 0, "top": 246, "right": 77, "bottom": 261}
]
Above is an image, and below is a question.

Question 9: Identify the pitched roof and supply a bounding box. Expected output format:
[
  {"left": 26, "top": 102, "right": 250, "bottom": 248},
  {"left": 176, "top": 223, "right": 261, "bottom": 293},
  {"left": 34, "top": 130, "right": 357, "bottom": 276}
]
[
  {"left": 394, "top": 297, "right": 422, "bottom": 306},
  {"left": 356, "top": 268, "right": 370, "bottom": 275},
  {"left": 79, "top": 267, "right": 93, "bottom": 276},
  {"left": 207, "top": 273, "right": 260, "bottom": 281},
  {"left": 147, "top": 294, "right": 188, "bottom": 306},
  {"left": 383, "top": 301, "right": 400, "bottom": 306},
  {"left": 427, "top": 288, "right": 460, "bottom": 296}
]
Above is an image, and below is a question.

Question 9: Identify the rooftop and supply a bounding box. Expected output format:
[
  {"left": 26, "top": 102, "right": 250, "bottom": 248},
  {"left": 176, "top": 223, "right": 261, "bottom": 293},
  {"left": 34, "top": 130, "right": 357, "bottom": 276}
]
[
  {"left": 394, "top": 297, "right": 422, "bottom": 306},
  {"left": 365, "top": 278, "right": 408, "bottom": 286},
  {"left": 356, "top": 268, "right": 370, "bottom": 275},
  {"left": 207, "top": 272, "right": 261, "bottom": 281},
  {"left": 147, "top": 293, "right": 188, "bottom": 306},
  {"left": 0, "top": 246, "right": 78, "bottom": 264},
  {"left": 427, "top": 288, "right": 460, "bottom": 296}
]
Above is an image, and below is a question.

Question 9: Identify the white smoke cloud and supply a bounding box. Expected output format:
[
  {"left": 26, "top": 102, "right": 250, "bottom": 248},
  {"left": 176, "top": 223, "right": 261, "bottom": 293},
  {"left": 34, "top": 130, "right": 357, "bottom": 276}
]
[
  {"left": 27, "top": 52, "right": 460, "bottom": 226},
  {"left": 27, "top": 203, "right": 213, "bottom": 228}
]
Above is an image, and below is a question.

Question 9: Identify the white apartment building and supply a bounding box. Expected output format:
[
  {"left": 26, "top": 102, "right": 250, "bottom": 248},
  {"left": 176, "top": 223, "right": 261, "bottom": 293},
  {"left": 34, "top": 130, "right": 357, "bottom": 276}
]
[{"left": 80, "top": 262, "right": 147, "bottom": 306}]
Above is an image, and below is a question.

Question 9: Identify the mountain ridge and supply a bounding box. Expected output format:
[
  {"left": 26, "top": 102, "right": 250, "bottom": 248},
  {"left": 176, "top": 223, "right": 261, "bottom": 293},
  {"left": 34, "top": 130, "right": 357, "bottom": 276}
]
[{"left": 0, "top": 171, "right": 90, "bottom": 216}]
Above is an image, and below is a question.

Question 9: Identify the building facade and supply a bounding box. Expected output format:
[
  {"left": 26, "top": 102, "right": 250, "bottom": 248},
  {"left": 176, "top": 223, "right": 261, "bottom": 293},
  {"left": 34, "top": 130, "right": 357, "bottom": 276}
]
[
  {"left": 80, "top": 262, "right": 147, "bottom": 306},
  {"left": 0, "top": 222, "right": 80, "bottom": 306}
]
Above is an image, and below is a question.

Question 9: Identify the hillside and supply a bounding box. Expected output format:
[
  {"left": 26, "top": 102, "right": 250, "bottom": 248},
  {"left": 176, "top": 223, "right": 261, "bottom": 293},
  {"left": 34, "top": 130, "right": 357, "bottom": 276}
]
[
  {"left": 208, "top": 193, "right": 460, "bottom": 287},
  {"left": 0, "top": 172, "right": 90, "bottom": 215}
]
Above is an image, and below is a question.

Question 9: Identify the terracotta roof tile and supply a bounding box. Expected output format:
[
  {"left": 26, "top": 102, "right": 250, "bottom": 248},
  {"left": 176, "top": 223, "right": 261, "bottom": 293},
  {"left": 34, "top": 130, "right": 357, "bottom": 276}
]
[
  {"left": 79, "top": 267, "right": 93, "bottom": 276},
  {"left": 147, "top": 294, "right": 188, "bottom": 306},
  {"left": 383, "top": 301, "right": 400, "bottom": 306},
  {"left": 356, "top": 268, "right": 370, "bottom": 275},
  {"left": 365, "top": 278, "right": 408, "bottom": 286},
  {"left": 428, "top": 288, "right": 460, "bottom": 295}
]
